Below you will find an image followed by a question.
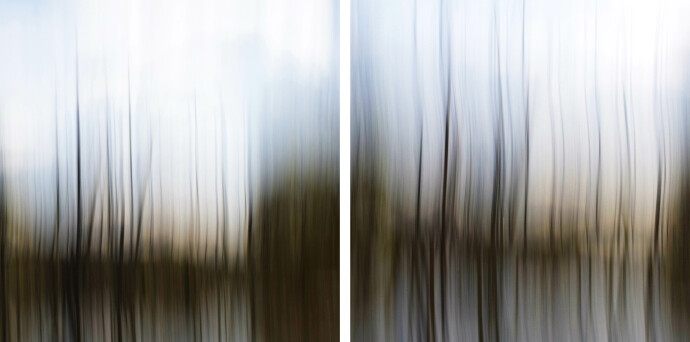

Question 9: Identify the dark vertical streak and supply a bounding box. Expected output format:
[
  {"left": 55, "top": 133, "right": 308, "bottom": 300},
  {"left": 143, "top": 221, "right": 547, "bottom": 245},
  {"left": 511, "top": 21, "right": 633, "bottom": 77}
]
[
  {"left": 72, "top": 30, "right": 83, "bottom": 342},
  {"left": 155, "top": 114, "right": 163, "bottom": 262},
  {"left": 440, "top": 44, "right": 451, "bottom": 342},
  {"left": 247, "top": 109, "right": 256, "bottom": 342},
  {"left": 214, "top": 108, "right": 224, "bottom": 341},
  {"left": 214, "top": 117, "right": 221, "bottom": 266},
  {"left": 128, "top": 64, "right": 136, "bottom": 265},
  {"left": 194, "top": 95, "right": 201, "bottom": 265},
  {"left": 52, "top": 76, "right": 61, "bottom": 342},
  {"left": 557, "top": 32, "right": 566, "bottom": 251},
  {"left": 653, "top": 166, "right": 662, "bottom": 252},
  {"left": 520, "top": 10, "right": 530, "bottom": 339},
  {"left": 653, "top": 15, "right": 664, "bottom": 254},
  {"left": 106, "top": 104, "right": 112, "bottom": 261},
  {"left": 548, "top": 31, "right": 557, "bottom": 251},
  {"left": 516, "top": 1, "right": 527, "bottom": 336},
  {"left": 412, "top": 5, "right": 425, "bottom": 339},
  {"left": 115, "top": 64, "right": 127, "bottom": 342},
  {"left": 488, "top": 6, "right": 503, "bottom": 341},
  {"left": 127, "top": 63, "right": 137, "bottom": 342},
  {"left": 133, "top": 136, "right": 152, "bottom": 263},
  {"left": 414, "top": 123, "right": 428, "bottom": 337},
  {"left": 220, "top": 104, "right": 228, "bottom": 266}
]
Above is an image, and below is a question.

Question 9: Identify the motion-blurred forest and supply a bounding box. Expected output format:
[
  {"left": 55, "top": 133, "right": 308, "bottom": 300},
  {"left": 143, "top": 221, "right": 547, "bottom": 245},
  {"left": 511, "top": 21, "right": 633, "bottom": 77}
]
[
  {"left": 0, "top": 0, "right": 339, "bottom": 341},
  {"left": 352, "top": 0, "right": 690, "bottom": 340},
  {"left": 0, "top": 172, "right": 338, "bottom": 341}
]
